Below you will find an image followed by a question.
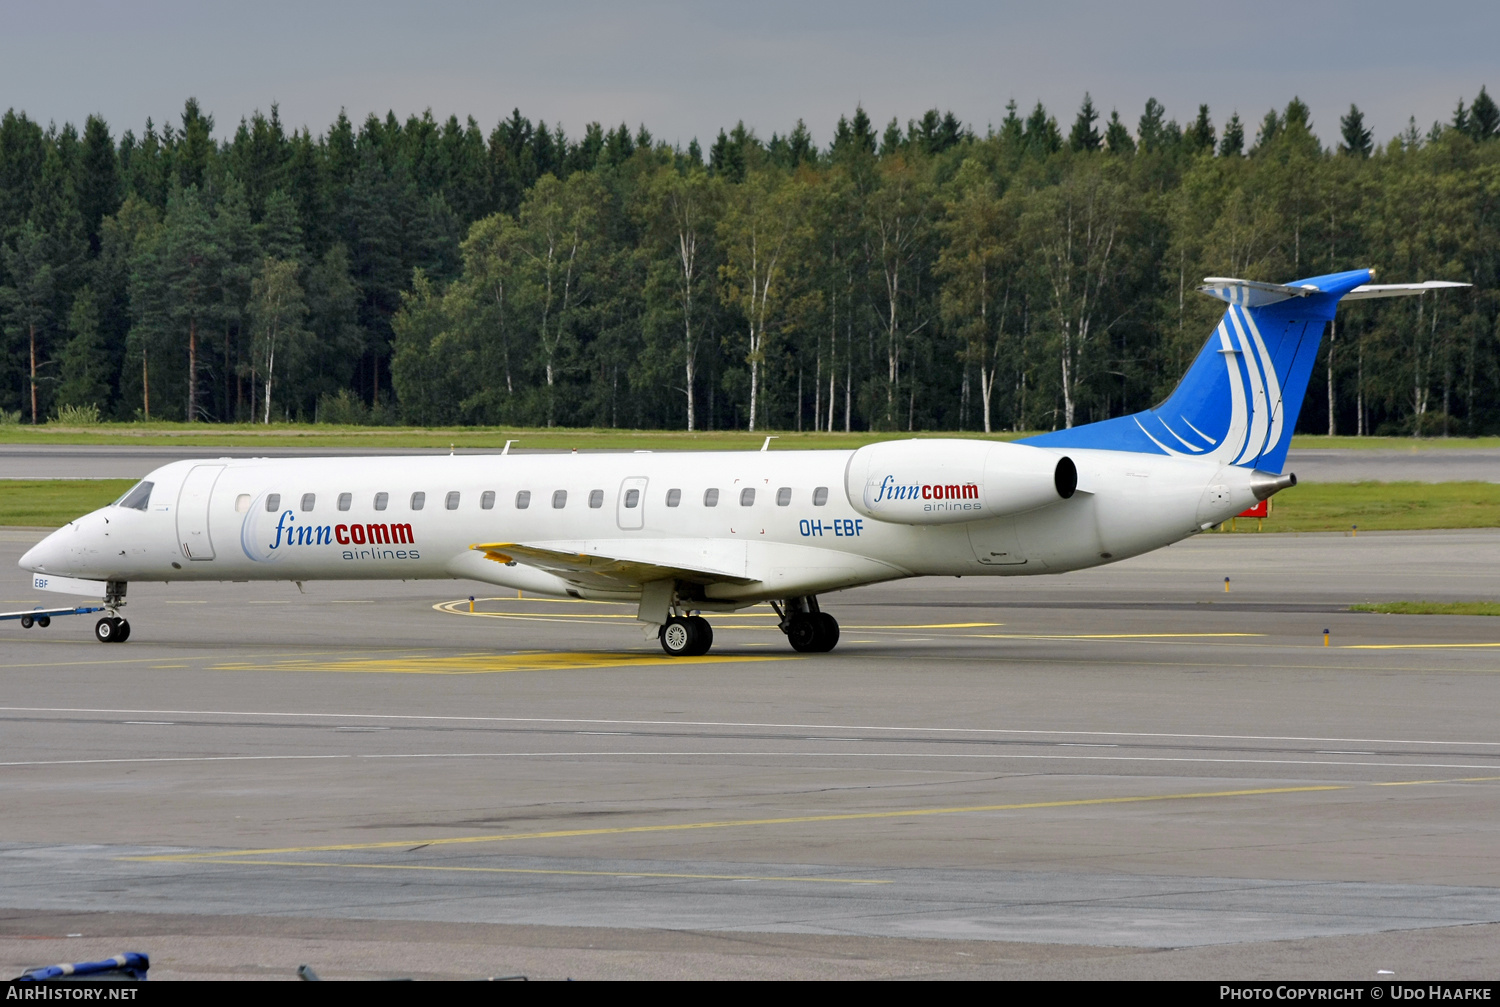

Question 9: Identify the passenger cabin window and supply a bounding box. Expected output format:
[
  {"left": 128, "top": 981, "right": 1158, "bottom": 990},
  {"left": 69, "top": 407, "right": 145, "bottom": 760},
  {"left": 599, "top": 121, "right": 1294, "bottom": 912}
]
[
  {"left": 588, "top": 489, "right": 604, "bottom": 509},
  {"left": 552, "top": 489, "right": 567, "bottom": 509},
  {"left": 374, "top": 492, "right": 388, "bottom": 511},
  {"left": 116, "top": 481, "right": 154, "bottom": 511},
  {"left": 235, "top": 494, "right": 251, "bottom": 513},
  {"left": 516, "top": 490, "right": 531, "bottom": 509},
  {"left": 300, "top": 493, "right": 316, "bottom": 512},
  {"left": 265, "top": 493, "right": 281, "bottom": 513},
  {"left": 410, "top": 492, "right": 426, "bottom": 511},
  {"left": 703, "top": 488, "right": 719, "bottom": 507},
  {"left": 740, "top": 487, "right": 756, "bottom": 507},
  {"left": 445, "top": 491, "right": 460, "bottom": 510},
  {"left": 624, "top": 489, "right": 640, "bottom": 508},
  {"left": 480, "top": 491, "right": 496, "bottom": 510},
  {"left": 337, "top": 492, "right": 352, "bottom": 512},
  {"left": 776, "top": 487, "right": 792, "bottom": 506},
  {"left": 813, "top": 486, "right": 829, "bottom": 506},
  {"left": 666, "top": 488, "right": 681, "bottom": 507}
]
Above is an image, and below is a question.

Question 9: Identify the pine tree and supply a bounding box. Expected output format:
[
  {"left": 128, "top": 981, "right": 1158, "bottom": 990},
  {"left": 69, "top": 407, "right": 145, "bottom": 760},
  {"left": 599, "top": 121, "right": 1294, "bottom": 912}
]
[
  {"left": 881, "top": 117, "right": 904, "bottom": 155},
  {"left": 1219, "top": 113, "right": 1245, "bottom": 156},
  {"left": 159, "top": 185, "right": 218, "bottom": 421},
  {"left": 1137, "top": 98, "right": 1170, "bottom": 153},
  {"left": 1068, "top": 93, "right": 1101, "bottom": 152},
  {"left": 1340, "top": 104, "right": 1372, "bottom": 157},
  {"left": 0, "top": 222, "right": 54, "bottom": 422},
  {"left": 1023, "top": 102, "right": 1061, "bottom": 157},
  {"left": 176, "top": 98, "right": 214, "bottom": 191},
  {"left": 1103, "top": 110, "right": 1134, "bottom": 155},
  {"left": 1183, "top": 104, "right": 1215, "bottom": 154},
  {"left": 996, "top": 100, "right": 1024, "bottom": 150},
  {"left": 1471, "top": 86, "right": 1499, "bottom": 140},
  {"left": 1251, "top": 108, "right": 1282, "bottom": 154},
  {"left": 56, "top": 285, "right": 111, "bottom": 411},
  {"left": 77, "top": 115, "right": 121, "bottom": 255}
]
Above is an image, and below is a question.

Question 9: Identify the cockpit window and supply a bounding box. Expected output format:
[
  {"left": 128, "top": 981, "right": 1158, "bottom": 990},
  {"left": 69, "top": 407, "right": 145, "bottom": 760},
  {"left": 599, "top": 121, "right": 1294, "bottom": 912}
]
[{"left": 114, "top": 481, "right": 154, "bottom": 511}]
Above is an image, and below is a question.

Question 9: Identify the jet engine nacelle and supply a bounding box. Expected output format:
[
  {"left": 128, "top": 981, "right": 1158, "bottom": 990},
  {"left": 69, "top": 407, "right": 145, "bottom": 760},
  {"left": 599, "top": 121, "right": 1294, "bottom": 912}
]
[{"left": 844, "top": 439, "right": 1077, "bottom": 525}]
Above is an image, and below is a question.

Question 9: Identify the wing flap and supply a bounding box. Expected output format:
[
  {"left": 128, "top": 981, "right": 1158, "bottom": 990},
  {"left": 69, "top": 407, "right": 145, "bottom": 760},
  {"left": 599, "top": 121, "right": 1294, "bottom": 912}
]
[{"left": 472, "top": 539, "right": 756, "bottom": 590}]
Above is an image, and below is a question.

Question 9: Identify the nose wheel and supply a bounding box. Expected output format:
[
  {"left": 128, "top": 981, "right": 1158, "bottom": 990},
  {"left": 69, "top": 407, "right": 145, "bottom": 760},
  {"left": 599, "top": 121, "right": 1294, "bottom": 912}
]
[
  {"left": 659, "top": 615, "right": 713, "bottom": 657},
  {"left": 94, "top": 617, "right": 130, "bottom": 644}
]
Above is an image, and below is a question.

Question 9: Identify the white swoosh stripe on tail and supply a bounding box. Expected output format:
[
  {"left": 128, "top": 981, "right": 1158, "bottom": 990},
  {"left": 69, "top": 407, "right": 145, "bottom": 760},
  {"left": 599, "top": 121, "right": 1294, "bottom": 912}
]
[{"left": 1228, "top": 307, "right": 1269, "bottom": 466}]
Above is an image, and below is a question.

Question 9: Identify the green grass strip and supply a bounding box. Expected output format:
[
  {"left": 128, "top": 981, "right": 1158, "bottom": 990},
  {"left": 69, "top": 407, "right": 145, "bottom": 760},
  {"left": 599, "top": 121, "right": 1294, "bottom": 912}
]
[
  {"left": 0, "top": 479, "right": 135, "bottom": 527},
  {"left": 1217, "top": 481, "right": 1500, "bottom": 533},
  {"left": 1351, "top": 602, "right": 1500, "bottom": 616}
]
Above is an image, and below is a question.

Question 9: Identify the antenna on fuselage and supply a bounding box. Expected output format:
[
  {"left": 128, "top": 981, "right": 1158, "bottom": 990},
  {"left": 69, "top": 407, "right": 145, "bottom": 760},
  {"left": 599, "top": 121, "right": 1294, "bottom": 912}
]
[
  {"left": 761, "top": 436, "right": 777, "bottom": 452},
  {"left": 502, "top": 440, "right": 516, "bottom": 456}
]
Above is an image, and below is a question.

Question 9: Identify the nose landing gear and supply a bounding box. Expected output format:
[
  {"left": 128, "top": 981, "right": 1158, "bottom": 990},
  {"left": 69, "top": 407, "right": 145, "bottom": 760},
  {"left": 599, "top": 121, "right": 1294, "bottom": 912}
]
[
  {"left": 94, "top": 581, "right": 130, "bottom": 643},
  {"left": 94, "top": 617, "right": 130, "bottom": 643},
  {"left": 774, "top": 597, "right": 840, "bottom": 653}
]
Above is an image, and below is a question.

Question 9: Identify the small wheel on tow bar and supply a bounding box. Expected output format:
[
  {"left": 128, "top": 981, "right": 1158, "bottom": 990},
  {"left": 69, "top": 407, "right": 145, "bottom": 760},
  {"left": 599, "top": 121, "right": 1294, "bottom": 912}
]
[
  {"left": 20, "top": 615, "right": 33, "bottom": 629},
  {"left": 36, "top": 616, "right": 50, "bottom": 628}
]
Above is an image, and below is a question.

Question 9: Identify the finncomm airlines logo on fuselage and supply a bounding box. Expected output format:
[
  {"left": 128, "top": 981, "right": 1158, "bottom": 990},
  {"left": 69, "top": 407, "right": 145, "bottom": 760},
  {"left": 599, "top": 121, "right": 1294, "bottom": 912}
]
[
  {"left": 866, "top": 475, "right": 982, "bottom": 514},
  {"left": 240, "top": 500, "right": 422, "bottom": 564}
]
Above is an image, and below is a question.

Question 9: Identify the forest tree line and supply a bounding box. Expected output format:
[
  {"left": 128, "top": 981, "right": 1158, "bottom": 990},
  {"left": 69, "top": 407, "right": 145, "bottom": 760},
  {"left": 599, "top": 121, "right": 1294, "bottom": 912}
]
[{"left": 2, "top": 89, "right": 1499, "bottom": 435}]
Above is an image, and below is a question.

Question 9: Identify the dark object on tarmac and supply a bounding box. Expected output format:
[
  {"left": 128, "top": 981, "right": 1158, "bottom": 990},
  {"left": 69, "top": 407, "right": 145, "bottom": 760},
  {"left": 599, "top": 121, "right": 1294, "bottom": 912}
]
[{"left": 16, "top": 952, "right": 150, "bottom": 981}]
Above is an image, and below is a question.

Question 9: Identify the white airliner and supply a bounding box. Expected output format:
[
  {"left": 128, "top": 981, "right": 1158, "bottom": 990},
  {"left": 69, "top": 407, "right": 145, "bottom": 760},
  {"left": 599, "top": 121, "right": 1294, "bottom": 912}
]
[{"left": 17, "top": 270, "right": 1466, "bottom": 655}]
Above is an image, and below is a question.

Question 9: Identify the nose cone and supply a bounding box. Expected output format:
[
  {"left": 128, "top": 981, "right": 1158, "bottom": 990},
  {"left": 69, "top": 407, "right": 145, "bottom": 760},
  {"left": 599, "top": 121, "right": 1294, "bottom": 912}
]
[{"left": 19, "top": 528, "right": 67, "bottom": 573}]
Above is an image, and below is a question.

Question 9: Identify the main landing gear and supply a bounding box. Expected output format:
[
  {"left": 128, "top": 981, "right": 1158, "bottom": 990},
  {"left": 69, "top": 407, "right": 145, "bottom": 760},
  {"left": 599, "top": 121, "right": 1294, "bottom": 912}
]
[
  {"left": 659, "top": 615, "right": 713, "bottom": 657},
  {"left": 773, "top": 597, "right": 840, "bottom": 654},
  {"left": 654, "top": 594, "right": 840, "bottom": 657}
]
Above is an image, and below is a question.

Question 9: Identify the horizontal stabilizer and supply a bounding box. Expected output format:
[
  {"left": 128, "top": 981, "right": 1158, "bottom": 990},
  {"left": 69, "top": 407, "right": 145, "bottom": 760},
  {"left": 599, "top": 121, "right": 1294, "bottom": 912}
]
[
  {"left": 471, "top": 540, "right": 756, "bottom": 591},
  {"left": 1198, "top": 277, "right": 1319, "bottom": 306},
  {"left": 1342, "top": 281, "right": 1472, "bottom": 300}
]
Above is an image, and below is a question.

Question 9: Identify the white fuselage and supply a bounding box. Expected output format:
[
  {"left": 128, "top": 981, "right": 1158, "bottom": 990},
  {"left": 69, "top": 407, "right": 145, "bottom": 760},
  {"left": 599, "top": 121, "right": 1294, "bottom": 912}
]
[{"left": 20, "top": 445, "right": 1267, "bottom": 610}]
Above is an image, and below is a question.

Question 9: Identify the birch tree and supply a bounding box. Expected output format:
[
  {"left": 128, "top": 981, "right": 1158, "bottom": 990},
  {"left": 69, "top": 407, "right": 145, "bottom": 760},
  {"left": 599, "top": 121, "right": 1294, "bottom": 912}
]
[
  {"left": 640, "top": 163, "right": 719, "bottom": 430},
  {"left": 248, "top": 257, "right": 310, "bottom": 423},
  {"left": 517, "top": 172, "right": 603, "bottom": 426},
  {"left": 937, "top": 164, "right": 1020, "bottom": 432},
  {"left": 717, "top": 169, "right": 807, "bottom": 431},
  {"left": 1026, "top": 161, "right": 1128, "bottom": 428}
]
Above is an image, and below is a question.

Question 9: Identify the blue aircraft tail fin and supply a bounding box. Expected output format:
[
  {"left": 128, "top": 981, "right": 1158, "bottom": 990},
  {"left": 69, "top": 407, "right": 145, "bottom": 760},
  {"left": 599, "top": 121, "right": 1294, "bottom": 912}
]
[{"left": 1022, "top": 269, "right": 1373, "bottom": 473}]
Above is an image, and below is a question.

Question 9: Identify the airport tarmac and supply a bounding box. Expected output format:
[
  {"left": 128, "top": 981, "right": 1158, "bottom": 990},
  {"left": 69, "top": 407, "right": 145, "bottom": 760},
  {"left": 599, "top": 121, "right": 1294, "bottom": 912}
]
[
  {"left": 1, "top": 527, "right": 1498, "bottom": 980},
  {"left": 3, "top": 442, "right": 1500, "bottom": 482}
]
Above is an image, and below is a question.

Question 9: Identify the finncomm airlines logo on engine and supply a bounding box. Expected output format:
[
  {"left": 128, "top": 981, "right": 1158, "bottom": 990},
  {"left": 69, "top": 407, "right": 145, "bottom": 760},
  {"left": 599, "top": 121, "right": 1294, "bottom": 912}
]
[{"left": 865, "top": 474, "right": 982, "bottom": 514}]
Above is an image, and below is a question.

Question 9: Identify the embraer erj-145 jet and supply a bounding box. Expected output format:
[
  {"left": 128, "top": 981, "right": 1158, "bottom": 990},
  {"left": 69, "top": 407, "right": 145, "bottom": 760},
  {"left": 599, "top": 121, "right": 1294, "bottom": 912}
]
[{"left": 19, "top": 269, "right": 1466, "bottom": 655}]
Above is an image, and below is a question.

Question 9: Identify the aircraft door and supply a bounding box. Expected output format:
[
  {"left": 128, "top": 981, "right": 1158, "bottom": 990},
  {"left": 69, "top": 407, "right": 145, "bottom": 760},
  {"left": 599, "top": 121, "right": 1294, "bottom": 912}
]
[
  {"left": 176, "top": 464, "right": 225, "bottom": 560},
  {"left": 967, "top": 518, "right": 1027, "bottom": 566},
  {"left": 617, "top": 476, "right": 649, "bottom": 530}
]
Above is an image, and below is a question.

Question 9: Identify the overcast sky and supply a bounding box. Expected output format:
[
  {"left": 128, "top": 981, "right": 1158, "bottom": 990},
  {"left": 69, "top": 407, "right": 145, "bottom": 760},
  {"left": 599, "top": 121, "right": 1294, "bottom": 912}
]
[{"left": 4, "top": 1, "right": 1496, "bottom": 150}]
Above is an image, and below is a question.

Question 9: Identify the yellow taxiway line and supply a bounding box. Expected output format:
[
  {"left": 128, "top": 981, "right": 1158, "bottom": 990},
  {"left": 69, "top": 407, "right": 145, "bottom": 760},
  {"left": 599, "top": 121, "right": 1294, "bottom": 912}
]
[
  {"left": 168, "top": 859, "right": 890, "bottom": 885},
  {"left": 130, "top": 777, "right": 1500, "bottom": 863}
]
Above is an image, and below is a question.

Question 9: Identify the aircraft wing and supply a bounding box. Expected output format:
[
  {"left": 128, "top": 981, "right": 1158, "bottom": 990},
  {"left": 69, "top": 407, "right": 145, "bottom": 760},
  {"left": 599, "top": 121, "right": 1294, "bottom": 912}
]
[{"left": 471, "top": 540, "right": 757, "bottom": 591}]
